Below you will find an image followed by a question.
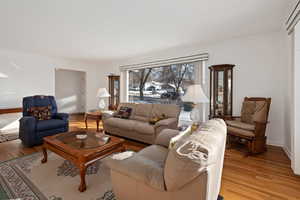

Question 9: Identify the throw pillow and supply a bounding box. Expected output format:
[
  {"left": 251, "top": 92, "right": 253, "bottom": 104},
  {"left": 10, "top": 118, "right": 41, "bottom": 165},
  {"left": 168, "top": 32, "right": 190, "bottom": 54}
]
[
  {"left": 241, "top": 101, "right": 256, "bottom": 124},
  {"left": 29, "top": 106, "right": 52, "bottom": 120},
  {"left": 148, "top": 114, "right": 167, "bottom": 125},
  {"left": 114, "top": 106, "right": 132, "bottom": 119}
]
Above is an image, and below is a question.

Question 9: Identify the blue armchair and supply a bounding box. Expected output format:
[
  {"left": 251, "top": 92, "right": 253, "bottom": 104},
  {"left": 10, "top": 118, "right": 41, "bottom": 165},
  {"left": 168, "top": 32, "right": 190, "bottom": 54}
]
[{"left": 19, "top": 95, "right": 69, "bottom": 147}]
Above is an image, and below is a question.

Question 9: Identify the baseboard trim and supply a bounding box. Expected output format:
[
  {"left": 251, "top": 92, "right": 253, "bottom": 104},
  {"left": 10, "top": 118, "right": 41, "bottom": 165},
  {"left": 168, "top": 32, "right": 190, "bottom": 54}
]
[
  {"left": 266, "top": 140, "right": 283, "bottom": 147},
  {"left": 283, "top": 146, "right": 292, "bottom": 160}
]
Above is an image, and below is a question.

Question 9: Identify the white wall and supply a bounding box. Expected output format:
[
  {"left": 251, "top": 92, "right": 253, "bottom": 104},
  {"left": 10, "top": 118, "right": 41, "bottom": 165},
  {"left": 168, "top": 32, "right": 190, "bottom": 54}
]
[
  {"left": 103, "top": 30, "right": 288, "bottom": 147},
  {"left": 292, "top": 24, "right": 300, "bottom": 174},
  {"left": 0, "top": 49, "right": 107, "bottom": 111}
]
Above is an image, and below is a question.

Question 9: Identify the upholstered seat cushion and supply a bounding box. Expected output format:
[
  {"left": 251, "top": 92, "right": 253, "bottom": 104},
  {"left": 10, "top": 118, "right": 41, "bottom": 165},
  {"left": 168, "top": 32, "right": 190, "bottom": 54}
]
[
  {"left": 226, "top": 120, "right": 255, "bottom": 131},
  {"left": 133, "top": 121, "right": 155, "bottom": 135},
  {"left": 104, "top": 118, "right": 135, "bottom": 130},
  {"left": 227, "top": 126, "right": 254, "bottom": 138},
  {"left": 106, "top": 145, "right": 168, "bottom": 191},
  {"left": 36, "top": 119, "right": 67, "bottom": 131}
]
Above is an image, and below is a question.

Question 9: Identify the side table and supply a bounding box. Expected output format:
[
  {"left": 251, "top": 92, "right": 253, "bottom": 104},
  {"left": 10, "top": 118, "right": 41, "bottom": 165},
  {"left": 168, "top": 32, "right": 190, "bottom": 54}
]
[{"left": 84, "top": 111, "right": 102, "bottom": 132}]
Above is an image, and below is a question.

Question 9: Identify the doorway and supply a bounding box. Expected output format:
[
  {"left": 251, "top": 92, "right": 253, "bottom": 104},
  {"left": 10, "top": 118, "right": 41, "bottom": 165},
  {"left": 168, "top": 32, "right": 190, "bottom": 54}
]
[{"left": 55, "top": 69, "right": 86, "bottom": 114}]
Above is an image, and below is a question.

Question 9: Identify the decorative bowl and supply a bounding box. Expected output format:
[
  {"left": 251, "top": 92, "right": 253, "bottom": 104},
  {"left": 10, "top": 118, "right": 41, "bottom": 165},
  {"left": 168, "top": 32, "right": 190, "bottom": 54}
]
[{"left": 76, "top": 134, "right": 87, "bottom": 140}]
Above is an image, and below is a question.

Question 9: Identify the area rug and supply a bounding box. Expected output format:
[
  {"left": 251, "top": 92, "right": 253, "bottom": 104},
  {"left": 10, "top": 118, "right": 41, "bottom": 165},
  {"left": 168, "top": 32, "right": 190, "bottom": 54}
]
[
  {"left": 0, "top": 152, "right": 224, "bottom": 200},
  {"left": 0, "top": 152, "right": 114, "bottom": 200},
  {"left": 0, "top": 132, "right": 19, "bottom": 143}
]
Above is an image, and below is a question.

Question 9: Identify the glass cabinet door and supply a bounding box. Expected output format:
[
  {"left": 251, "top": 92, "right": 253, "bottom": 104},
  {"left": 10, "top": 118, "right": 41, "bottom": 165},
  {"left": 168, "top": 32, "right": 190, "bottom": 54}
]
[
  {"left": 108, "top": 75, "right": 120, "bottom": 110},
  {"left": 216, "top": 71, "right": 224, "bottom": 116}
]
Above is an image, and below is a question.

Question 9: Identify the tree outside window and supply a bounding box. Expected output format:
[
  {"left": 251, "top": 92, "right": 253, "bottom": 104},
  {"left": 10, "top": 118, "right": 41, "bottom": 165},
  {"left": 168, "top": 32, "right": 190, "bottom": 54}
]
[{"left": 128, "top": 63, "right": 195, "bottom": 104}]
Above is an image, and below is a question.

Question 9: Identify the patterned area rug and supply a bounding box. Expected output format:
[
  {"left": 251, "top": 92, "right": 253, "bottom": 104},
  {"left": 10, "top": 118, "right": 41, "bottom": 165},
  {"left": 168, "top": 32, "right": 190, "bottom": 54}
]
[
  {"left": 0, "top": 152, "right": 114, "bottom": 200},
  {"left": 0, "top": 132, "right": 19, "bottom": 143},
  {"left": 0, "top": 152, "right": 225, "bottom": 200}
]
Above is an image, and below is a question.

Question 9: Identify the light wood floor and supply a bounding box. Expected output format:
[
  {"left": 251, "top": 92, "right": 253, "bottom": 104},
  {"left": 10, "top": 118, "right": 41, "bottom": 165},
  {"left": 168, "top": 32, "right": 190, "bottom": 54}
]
[{"left": 0, "top": 115, "right": 300, "bottom": 200}]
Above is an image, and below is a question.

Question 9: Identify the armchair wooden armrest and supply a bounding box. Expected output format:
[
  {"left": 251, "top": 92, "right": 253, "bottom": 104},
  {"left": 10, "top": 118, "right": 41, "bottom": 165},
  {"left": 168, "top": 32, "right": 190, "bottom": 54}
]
[
  {"left": 225, "top": 116, "right": 241, "bottom": 120},
  {"left": 254, "top": 121, "right": 268, "bottom": 137}
]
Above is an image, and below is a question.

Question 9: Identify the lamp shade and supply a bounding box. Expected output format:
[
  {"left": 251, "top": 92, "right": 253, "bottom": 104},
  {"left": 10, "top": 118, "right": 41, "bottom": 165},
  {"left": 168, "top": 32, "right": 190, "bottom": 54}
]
[
  {"left": 96, "top": 88, "right": 110, "bottom": 98},
  {"left": 182, "top": 84, "right": 209, "bottom": 103}
]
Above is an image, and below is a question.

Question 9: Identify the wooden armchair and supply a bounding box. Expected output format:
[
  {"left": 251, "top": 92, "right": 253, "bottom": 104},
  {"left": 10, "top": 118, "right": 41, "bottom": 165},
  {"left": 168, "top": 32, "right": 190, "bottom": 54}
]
[{"left": 226, "top": 97, "right": 271, "bottom": 154}]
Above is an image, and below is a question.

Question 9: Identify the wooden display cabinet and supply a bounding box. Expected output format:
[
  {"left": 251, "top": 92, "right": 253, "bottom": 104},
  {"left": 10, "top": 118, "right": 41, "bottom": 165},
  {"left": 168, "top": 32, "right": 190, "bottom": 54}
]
[
  {"left": 209, "top": 64, "right": 235, "bottom": 119},
  {"left": 108, "top": 75, "right": 120, "bottom": 110}
]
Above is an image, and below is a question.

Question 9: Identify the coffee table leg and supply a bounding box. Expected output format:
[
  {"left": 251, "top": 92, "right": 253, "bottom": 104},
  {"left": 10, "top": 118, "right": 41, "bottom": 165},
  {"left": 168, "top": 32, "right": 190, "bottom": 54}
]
[
  {"left": 79, "top": 165, "right": 87, "bottom": 192},
  {"left": 96, "top": 120, "right": 100, "bottom": 132},
  {"left": 41, "top": 147, "right": 48, "bottom": 163},
  {"left": 85, "top": 116, "right": 88, "bottom": 130}
]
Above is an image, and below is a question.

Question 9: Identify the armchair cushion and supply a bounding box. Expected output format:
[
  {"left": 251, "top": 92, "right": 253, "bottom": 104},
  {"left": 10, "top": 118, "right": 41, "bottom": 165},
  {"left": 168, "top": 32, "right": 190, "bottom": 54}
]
[
  {"left": 106, "top": 145, "right": 168, "bottom": 191},
  {"left": 241, "top": 100, "right": 270, "bottom": 124},
  {"left": 226, "top": 120, "right": 255, "bottom": 131},
  {"left": 36, "top": 119, "right": 68, "bottom": 132},
  {"left": 241, "top": 101, "right": 256, "bottom": 124},
  {"left": 227, "top": 126, "right": 254, "bottom": 138},
  {"left": 53, "top": 113, "right": 69, "bottom": 121},
  {"left": 155, "top": 129, "right": 179, "bottom": 148}
]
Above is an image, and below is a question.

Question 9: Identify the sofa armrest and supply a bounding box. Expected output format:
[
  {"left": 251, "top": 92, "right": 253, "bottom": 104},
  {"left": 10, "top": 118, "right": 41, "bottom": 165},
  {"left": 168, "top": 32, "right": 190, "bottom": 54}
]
[
  {"left": 154, "top": 118, "right": 178, "bottom": 135},
  {"left": 102, "top": 111, "right": 116, "bottom": 121},
  {"left": 105, "top": 153, "right": 165, "bottom": 191},
  {"left": 19, "top": 116, "right": 37, "bottom": 147},
  {"left": 155, "top": 129, "right": 179, "bottom": 148},
  {"left": 53, "top": 113, "right": 69, "bottom": 121}
]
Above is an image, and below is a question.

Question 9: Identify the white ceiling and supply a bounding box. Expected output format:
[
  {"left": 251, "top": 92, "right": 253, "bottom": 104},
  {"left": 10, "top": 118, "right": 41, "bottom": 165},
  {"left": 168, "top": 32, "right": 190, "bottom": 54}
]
[{"left": 0, "top": 0, "right": 295, "bottom": 62}]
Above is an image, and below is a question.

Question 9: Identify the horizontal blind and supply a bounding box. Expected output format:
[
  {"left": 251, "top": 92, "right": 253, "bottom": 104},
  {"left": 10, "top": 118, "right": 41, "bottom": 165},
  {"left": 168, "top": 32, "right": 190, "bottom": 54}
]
[
  {"left": 286, "top": 1, "right": 300, "bottom": 34},
  {"left": 119, "top": 53, "right": 208, "bottom": 71}
]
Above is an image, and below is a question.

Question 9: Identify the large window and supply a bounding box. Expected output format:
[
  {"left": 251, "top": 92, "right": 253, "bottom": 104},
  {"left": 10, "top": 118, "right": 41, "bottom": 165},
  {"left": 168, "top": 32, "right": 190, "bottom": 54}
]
[{"left": 128, "top": 63, "right": 195, "bottom": 104}]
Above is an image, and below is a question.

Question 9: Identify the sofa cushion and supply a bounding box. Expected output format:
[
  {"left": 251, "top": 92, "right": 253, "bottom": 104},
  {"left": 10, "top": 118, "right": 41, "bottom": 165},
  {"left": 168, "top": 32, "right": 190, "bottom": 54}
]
[
  {"left": 164, "top": 119, "right": 227, "bottom": 191},
  {"left": 106, "top": 145, "right": 168, "bottom": 191},
  {"left": 104, "top": 118, "right": 135, "bottom": 130},
  {"left": 36, "top": 119, "right": 67, "bottom": 131},
  {"left": 130, "top": 115, "right": 149, "bottom": 122},
  {"left": 152, "top": 104, "right": 180, "bottom": 118},
  {"left": 138, "top": 145, "right": 169, "bottom": 165},
  {"left": 227, "top": 126, "right": 255, "bottom": 138},
  {"left": 226, "top": 120, "right": 255, "bottom": 131},
  {"left": 134, "top": 104, "right": 153, "bottom": 119},
  {"left": 133, "top": 121, "right": 155, "bottom": 135}
]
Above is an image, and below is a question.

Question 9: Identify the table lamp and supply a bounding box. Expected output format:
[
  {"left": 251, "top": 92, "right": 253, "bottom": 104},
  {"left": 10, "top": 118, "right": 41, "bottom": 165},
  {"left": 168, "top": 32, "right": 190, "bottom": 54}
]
[
  {"left": 96, "top": 88, "right": 110, "bottom": 110},
  {"left": 182, "top": 84, "right": 209, "bottom": 131}
]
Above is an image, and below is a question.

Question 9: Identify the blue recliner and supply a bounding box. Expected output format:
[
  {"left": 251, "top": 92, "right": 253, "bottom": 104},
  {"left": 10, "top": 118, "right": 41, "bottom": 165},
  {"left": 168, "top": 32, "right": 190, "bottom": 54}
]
[{"left": 19, "top": 95, "right": 69, "bottom": 147}]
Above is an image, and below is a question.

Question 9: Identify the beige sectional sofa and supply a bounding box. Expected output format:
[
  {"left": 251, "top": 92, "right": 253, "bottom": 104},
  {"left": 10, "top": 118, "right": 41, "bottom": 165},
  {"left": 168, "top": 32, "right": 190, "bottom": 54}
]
[
  {"left": 103, "top": 103, "right": 181, "bottom": 144},
  {"left": 106, "top": 119, "right": 227, "bottom": 200}
]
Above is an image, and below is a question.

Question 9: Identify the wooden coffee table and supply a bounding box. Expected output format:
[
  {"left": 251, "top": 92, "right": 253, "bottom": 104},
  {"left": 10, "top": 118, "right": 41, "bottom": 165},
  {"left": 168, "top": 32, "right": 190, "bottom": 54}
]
[{"left": 41, "top": 131, "right": 125, "bottom": 192}]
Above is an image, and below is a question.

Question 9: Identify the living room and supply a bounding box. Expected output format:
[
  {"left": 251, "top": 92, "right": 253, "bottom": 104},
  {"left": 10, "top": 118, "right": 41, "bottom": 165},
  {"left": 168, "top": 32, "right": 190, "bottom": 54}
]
[{"left": 0, "top": 0, "right": 299, "bottom": 199}]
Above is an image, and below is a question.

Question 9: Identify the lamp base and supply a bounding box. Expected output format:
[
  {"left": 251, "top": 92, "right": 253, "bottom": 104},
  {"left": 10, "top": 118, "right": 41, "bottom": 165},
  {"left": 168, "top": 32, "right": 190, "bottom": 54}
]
[{"left": 98, "top": 99, "right": 106, "bottom": 110}]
